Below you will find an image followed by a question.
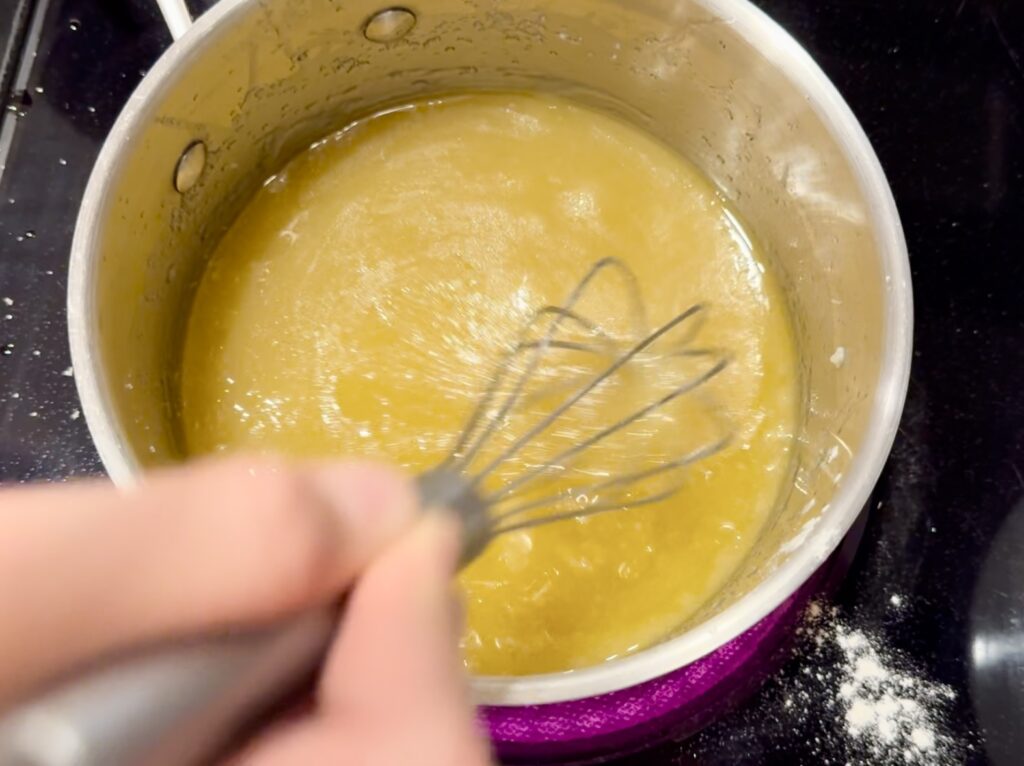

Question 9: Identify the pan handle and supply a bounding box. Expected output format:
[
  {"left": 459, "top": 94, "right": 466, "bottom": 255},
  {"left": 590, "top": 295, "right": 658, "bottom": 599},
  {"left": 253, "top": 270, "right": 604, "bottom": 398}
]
[{"left": 156, "top": 0, "right": 193, "bottom": 40}]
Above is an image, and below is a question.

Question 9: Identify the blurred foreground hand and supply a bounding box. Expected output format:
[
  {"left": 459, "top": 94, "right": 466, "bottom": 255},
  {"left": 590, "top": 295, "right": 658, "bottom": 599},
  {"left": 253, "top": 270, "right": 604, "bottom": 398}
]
[{"left": 0, "top": 458, "right": 492, "bottom": 765}]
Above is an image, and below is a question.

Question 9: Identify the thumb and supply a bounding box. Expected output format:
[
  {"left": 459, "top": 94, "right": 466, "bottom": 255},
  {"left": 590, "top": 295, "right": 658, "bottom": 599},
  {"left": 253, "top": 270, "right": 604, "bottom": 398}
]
[
  {"left": 0, "top": 456, "right": 418, "bottom": 704},
  {"left": 232, "top": 513, "right": 493, "bottom": 766}
]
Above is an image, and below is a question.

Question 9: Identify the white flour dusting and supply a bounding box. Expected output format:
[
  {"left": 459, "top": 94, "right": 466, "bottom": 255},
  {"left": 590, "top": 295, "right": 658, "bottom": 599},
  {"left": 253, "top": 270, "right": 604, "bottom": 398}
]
[
  {"left": 834, "top": 624, "right": 955, "bottom": 762},
  {"left": 787, "top": 602, "right": 964, "bottom": 765}
]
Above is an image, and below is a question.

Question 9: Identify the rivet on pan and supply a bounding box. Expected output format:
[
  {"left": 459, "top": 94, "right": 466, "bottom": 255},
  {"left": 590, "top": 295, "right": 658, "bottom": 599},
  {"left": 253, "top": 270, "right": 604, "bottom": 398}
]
[
  {"left": 174, "top": 140, "right": 207, "bottom": 193},
  {"left": 363, "top": 7, "right": 417, "bottom": 43}
]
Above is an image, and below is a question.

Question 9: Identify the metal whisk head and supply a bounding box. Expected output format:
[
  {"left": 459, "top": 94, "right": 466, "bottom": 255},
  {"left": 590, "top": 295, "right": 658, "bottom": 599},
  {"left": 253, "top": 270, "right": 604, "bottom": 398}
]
[{"left": 417, "top": 257, "right": 732, "bottom": 566}]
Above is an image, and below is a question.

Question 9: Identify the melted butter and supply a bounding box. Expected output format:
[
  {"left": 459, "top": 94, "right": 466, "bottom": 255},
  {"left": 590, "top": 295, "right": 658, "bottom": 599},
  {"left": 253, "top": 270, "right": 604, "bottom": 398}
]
[{"left": 179, "top": 92, "right": 799, "bottom": 676}]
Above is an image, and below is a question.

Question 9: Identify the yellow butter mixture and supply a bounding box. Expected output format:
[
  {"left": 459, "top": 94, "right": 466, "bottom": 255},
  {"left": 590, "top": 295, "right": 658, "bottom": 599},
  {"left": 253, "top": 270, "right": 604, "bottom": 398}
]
[{"left": 179, "top": 93, "right": 799, "bottom": 676}]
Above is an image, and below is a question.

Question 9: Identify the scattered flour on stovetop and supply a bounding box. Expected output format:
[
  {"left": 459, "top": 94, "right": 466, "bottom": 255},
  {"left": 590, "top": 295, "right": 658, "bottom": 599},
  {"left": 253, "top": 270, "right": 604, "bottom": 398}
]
[{"left": 786, "top": 602, "right": 963, "bottom": 765}]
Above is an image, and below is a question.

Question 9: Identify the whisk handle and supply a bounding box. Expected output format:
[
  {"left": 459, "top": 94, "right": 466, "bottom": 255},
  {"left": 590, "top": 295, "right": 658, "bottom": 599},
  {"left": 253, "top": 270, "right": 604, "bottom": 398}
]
[{"left": 0, "top": 609, "right": 335, "bottom": 766}]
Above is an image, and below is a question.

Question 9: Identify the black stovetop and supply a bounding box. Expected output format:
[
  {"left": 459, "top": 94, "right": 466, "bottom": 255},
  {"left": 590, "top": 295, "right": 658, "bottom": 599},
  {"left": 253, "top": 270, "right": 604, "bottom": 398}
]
[{"left": 1, "top": 1, "right": 1021, "bottom": 764}]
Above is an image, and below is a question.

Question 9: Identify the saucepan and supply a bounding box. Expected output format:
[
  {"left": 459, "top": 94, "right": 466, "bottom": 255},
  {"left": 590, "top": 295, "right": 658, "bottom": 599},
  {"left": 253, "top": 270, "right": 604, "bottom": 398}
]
[{"left": 58, "top": 0, "right": 909, "bottom": 751}]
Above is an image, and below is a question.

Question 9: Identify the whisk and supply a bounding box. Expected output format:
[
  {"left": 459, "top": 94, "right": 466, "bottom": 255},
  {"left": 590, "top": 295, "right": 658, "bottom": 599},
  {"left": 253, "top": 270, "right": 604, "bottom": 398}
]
[
  {"left": 420, "top": 256, "right": 731, "bottom": 563},
  {"left": 0, "top": 258, "right": 730, "bottom": 766}
]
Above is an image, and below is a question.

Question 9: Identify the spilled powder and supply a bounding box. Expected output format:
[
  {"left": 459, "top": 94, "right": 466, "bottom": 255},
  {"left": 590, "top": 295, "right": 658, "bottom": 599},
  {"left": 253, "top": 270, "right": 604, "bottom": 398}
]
[{"left": 785, "top": 602, "right": 964, "bottom": 765}]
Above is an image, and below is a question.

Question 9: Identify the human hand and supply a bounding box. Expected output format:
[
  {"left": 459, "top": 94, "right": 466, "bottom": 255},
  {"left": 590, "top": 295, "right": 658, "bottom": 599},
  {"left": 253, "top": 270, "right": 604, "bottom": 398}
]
[{"left": 0, "top": 457, "right": 492, "bottom": 765}]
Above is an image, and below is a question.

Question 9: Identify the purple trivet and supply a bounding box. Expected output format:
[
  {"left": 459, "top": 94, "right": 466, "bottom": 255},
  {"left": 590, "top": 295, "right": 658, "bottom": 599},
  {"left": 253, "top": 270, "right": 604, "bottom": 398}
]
[{"left": 479, "top": 510, "right": 867, "bottom": 763}]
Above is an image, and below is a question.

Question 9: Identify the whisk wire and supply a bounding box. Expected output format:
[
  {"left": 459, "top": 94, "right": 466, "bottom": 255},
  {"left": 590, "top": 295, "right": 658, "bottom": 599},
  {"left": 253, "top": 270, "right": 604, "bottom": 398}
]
[
  {"left": 490, "top": 434, "right": 732, "bottom": 527},
  {"left": 445, "top": 308, "right": 609, "bottom": 467},
  {"left": 449, "top": 257, "right": 641, "bottom": 469},
  {"left": 484, "top": 351, "right": 728, "bottom": 503},
  {"left": 494, "top": 482, "right": 686, "bottom": 536},
  {"left": 470, "top": 303, "right": 707, "bottom": 490}
]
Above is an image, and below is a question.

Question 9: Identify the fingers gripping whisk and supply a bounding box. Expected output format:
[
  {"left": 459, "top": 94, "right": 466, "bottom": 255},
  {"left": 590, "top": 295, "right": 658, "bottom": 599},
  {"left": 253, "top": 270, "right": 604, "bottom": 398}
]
[{"left": 417, "top": 258, "right": 731, "bottom": 567}]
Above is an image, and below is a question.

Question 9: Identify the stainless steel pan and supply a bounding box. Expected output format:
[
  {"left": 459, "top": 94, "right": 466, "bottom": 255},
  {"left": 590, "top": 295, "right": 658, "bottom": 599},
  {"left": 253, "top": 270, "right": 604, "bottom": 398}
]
[{"left": 2, "top": 0, "right": 913, "bottom": 762}]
